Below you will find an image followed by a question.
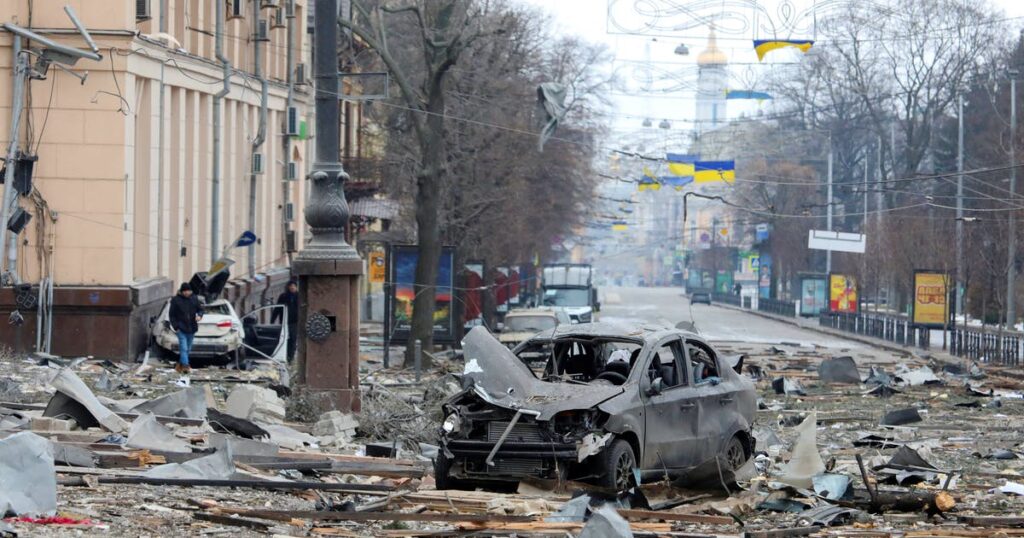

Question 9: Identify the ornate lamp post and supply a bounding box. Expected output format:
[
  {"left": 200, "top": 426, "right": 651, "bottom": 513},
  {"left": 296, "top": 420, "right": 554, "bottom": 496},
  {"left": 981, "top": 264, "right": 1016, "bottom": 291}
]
[{"left": 293, "top": 0, "right": 363, "bottom": 412}]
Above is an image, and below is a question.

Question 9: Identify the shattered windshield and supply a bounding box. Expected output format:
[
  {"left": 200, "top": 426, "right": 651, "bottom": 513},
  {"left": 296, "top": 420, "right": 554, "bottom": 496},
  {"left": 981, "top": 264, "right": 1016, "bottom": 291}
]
[
  {"left": 505, "top": 315, "right": 557, "bottom": 332},
  {"left": 516, "top": 336, "right": 642, "bottom": 385},
  {"left": 542, "top": 288, "right": 590, "bottom": 307}
]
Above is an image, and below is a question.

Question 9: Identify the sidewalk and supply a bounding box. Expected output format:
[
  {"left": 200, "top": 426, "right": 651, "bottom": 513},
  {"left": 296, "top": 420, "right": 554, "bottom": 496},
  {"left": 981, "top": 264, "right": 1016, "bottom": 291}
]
[{"left": 713, "top": 302, "right": 966, "bottom": 366}]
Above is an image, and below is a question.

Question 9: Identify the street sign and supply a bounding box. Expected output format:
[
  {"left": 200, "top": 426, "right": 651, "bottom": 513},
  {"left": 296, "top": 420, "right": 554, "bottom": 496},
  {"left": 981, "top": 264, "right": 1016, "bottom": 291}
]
[{"left": 808, "top": 230, "right": 866, "bottom": 254}]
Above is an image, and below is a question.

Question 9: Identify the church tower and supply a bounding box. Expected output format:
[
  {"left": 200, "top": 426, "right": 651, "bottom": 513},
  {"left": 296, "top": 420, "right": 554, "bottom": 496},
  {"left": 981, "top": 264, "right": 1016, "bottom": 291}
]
[{"left": 695, "top": 27, "right": 728, "bottom": 134}]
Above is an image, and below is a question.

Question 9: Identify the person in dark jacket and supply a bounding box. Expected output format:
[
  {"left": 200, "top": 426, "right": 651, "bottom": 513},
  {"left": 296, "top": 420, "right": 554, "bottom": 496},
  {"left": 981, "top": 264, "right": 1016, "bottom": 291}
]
[
  {"left": 272, "top": 280, "right": 299, "bottom": 361},
  {"left": 168, "top": 282, "right": 203, "bottom": 373}
]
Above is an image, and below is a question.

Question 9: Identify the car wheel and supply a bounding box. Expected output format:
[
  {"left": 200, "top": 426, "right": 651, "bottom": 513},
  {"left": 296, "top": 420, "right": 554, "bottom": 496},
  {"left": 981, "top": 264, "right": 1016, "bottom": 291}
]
[
  {"left": 598, "top": 439, "right": 636, "bottom": 492},
  {"left": 433, "top": 451, "right": 469, "bottom": 491},
  {"left": 723, "top": 435, "right": 747, "bottom": 471}
]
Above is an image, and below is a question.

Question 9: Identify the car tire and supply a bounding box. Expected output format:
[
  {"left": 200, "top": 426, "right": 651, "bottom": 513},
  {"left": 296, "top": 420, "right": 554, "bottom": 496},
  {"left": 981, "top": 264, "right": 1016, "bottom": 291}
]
[
  {"left": 597, "top": 439, "right": 636, "bottom": 492},
  {"left": 723, "top": 435, "right": 748, "bottom": 471},
  {"left": 433, "top": 451, "right": 466, "bottom": 491}
]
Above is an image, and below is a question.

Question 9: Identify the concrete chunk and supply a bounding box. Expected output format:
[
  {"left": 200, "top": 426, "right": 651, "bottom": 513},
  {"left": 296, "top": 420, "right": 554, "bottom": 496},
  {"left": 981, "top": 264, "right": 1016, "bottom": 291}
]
[
  {"left": 312, "top": 411, "right": 358, "bottom": 439},
  {"left": 225, "top": 385, "right": 286, "bottom": 425}
]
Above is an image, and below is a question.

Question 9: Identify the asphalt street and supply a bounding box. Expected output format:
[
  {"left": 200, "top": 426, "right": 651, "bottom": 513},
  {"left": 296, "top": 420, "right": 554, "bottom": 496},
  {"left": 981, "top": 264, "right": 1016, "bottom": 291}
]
[{"left": 600, "top": 286, "right": 891, "bottom": 359}]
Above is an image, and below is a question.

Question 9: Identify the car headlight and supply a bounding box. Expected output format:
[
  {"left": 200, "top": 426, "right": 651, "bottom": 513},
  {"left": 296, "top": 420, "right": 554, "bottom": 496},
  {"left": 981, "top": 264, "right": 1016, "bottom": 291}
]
[{"left": 442, "top": 414, "right": 460, "bottom": 434}]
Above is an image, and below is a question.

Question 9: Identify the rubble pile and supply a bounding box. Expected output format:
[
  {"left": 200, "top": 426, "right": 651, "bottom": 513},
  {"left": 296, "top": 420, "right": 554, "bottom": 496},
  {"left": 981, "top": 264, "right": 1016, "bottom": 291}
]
[{"left": 1, "top": 340, "right": 1024, "bottom": 536}]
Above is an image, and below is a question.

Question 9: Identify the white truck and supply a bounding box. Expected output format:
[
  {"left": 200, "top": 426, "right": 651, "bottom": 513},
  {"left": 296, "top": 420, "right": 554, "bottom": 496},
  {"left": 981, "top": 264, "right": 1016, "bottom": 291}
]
[{"left": 540, "top": 264, "right": 599, "bottom": 323}]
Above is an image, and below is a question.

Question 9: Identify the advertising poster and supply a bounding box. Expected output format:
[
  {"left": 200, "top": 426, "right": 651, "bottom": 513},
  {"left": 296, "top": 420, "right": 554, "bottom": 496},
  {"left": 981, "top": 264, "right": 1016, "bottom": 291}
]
[
  {"left": 368, "top": 251, "right": 386, "bottom": 284},
  {"left": 387, "top": 245, "right": 455, "bottom": 344},
  {"left": 799, "top": 275, "right": 827, "bottom": 316},
  {"left": 462, "top": 262, "right": 484, "bottom": 329},
  {"left": 758, "top": 254, "right": 772, "bottom": 298},
  {"left": 715, "top": 270, "right": 734, "bottom": 294},
  {"left": 912, "top": 270, "right": 950, "bottom": 328},
  {"left": 828, "top": 273, "right": 858, "bottom": 313},
  {"left": 508, "top": 267, "right": 521, "bottom": 306}
]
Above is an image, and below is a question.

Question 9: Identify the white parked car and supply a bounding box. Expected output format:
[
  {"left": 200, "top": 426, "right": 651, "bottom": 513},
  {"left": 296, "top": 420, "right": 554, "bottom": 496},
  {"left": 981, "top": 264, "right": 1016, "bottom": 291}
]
[{"left": 150, "top": 271, "right": 288, "bottom": 366}]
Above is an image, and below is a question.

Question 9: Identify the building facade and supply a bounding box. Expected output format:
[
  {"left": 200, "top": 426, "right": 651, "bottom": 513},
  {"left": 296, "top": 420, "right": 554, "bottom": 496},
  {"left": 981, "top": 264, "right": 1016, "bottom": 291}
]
[{"left": 0, "top": 1, "right": 363, "bottom": 359}]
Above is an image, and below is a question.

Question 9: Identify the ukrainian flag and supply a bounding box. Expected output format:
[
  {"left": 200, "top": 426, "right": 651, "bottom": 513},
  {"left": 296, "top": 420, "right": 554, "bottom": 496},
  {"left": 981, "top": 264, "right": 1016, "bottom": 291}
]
[
  {"left": 666, "top": 153, "right": 697, "bottom": 177},
  {"left": 661, "top": 176, "right": 693, "bottom": 191},
  {"left": 638, "top": 165, "right": 661, "bottom": 191},
  {"left": 612, "top": 220, "right": 628, "bottom": 231},
  {"left": 753, "top": 39, "right": 814, "bottom": 61},
  {"left": 694, "top": 161, "right": 736, "bottom": 183},
  {"left": 725, "top": 90, "right": 772, "bottom": 100}
]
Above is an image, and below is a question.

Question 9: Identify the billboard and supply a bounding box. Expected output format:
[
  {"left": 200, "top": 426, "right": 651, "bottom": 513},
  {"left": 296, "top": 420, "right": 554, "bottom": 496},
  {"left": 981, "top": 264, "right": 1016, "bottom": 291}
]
[
  {"left": 799, "top": 275, "right": 828, "bottom": 317},
  {"left": 828, "top": 273, "right": 858, "bottom": 313},
  {"left": 462, "top": 262, "right": 485, "bottom": 329},
  {"left": 758, "top": 254, "right": 772, "bottom": 298},
  {"left": 368, "top": 251, "right": 386, "bottom": 284},
  {"left": 808, "top": 230, "right": 867, "bottom": 254},
  {"left": 386, "top": 245, "right": 455, "bottom": 344},
  {"left": 912, "top": 270, "right": 950, "bottom": 328}
]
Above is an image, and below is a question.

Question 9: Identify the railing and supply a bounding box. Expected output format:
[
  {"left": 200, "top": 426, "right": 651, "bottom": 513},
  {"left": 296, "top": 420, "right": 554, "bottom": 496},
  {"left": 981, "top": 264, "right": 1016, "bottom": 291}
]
[
  {"left": 711, "top": 292, "right": 741, "bottom": 307},
  {"left": 950, "top": 325, "right": 1023, "bottom": 365},
  {"left": 819, "top": 312, "right": 930, "bottom": 349},
  {"left": 758, "top": 297, "right": 796, "bottom": 317}
]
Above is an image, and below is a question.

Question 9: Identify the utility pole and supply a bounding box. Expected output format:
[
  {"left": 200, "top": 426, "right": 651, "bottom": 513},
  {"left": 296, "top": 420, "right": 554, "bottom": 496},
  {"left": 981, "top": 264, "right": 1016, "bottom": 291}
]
[
  {"left": 956, "top": 92, "right": 965, "bottom": 327},
  {"left": 1009, "top": 73, "right": 1018, "bottom": 329},
  {"left": 293, "top": 0, "right": 363, "bottom": 412},
  {"left": 0, "top": 38, "right": 26, "bottom": 282},
  {"left": 826, "top": 135, "right": 833, "bottom": 274}
]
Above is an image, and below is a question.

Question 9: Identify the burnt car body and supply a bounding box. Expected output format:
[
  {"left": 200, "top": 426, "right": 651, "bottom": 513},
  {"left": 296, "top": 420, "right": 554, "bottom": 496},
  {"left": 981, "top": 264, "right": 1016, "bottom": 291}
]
[{"left": 436, "top": 323, "right": 757, "bottom": 492}]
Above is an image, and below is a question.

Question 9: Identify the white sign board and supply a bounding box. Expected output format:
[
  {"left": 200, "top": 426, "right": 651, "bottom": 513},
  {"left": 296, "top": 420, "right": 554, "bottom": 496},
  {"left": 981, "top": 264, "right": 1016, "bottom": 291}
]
[{"left": 808, "top": 230, "right": 866, "bottom": 254}]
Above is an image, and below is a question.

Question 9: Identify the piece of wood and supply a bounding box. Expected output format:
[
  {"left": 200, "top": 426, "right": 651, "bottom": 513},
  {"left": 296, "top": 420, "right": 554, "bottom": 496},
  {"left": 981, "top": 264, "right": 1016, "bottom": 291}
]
[
  {"left": 217, "top": 508, "right": 535, "bottom": 524},
  {"left": 96, "top": 476, "right": 396, "bottom": 494},
  {"left": 958, "top": 515, "right": 1024, "bottom": 527},
  {"left": 617, "top": 508, "right": 735, "bottom": 525},
  {"left": 193, "top": 511, "right": 271, "bottom": 530},
  {"left": 743, "top": 526, "right": 822, "bottom": 538}
]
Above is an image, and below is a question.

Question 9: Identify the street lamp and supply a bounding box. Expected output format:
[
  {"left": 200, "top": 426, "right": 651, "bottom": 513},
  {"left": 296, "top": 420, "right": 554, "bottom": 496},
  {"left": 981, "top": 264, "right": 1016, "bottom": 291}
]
[
  {"left": 674, "top": 43, "right": 690, "bottom": 56},
  {"left": 659, "top": 119, "right": 671, "bottom": 129}
]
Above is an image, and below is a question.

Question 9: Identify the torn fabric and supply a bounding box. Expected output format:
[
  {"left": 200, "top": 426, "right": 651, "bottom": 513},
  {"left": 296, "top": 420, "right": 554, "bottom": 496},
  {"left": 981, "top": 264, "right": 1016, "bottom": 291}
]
[{"left": 536, "top": 82, "right": 567, "bottom": 151}]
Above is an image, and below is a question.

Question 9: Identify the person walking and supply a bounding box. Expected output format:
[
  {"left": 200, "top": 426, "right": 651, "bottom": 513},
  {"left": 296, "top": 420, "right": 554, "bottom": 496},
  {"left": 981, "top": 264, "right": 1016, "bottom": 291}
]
[
  {"left": 272, "top": 279, "right": 299, "bottom": 361},
  {"left": 169, "top": 282, "right": 203, "bottom": 374}
]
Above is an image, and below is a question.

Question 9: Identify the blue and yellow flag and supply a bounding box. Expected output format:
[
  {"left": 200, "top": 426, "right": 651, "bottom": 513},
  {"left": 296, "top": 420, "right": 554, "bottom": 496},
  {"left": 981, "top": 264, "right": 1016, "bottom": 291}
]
[
  {"left": 661, "top": 176, "right": 694, "bottom": 191},
  {"left": 725, "top": 90, "right": 772, "bottom": 100},
  {"left": 611, "top": 220, "right": 628, "bottom": 231},
  {"left": 666, "top": 153, "right": 697, "bottom": 177},
  {"left": 638, "top": 165, "right": 661, "bottom": 191},
  {"left": 753, "top": 39, "right": 814, "bottom": 61},
  {"left": 694, "top": 161, "right": 736, "bottom": 183}
]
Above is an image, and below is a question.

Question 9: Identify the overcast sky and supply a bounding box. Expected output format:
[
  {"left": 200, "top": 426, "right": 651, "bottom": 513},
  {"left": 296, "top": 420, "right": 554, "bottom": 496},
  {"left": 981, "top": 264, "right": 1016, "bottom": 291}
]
[{"left": 521, "top": 0, "right": 1024, "bottom": 147}]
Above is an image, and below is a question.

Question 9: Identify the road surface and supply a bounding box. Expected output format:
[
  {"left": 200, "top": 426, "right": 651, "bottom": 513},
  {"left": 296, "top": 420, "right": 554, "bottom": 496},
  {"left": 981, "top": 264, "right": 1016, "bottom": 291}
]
[{"left": 600, "top": 286, "right": 890, "bottom": 359}]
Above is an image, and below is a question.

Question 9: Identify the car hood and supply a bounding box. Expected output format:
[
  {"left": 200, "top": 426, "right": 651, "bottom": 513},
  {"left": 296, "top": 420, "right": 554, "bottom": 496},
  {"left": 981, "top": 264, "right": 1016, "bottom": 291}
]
[
  {"left": 497, "top": 331, "right": 539, "bottom": 342},
  {"left": 461, "top": 327, "right": 623, "bottom": 420}
]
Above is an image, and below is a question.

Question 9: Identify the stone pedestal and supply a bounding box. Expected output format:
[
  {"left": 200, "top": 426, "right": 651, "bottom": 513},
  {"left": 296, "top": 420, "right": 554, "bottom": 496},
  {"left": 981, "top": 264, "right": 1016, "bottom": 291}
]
[{"left": 294, "top": 258, "right": 362, "bottom": 413}]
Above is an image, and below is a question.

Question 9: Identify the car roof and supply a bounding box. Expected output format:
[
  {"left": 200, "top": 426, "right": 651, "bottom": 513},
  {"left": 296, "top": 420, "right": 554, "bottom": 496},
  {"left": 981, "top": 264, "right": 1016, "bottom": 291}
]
[{"left": 528, "top": 321, "right": 707, "bottom": 346}]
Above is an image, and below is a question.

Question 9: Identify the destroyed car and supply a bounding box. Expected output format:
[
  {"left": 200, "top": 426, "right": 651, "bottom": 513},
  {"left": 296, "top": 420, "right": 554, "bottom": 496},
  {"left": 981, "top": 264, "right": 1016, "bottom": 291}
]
[{"left": 437, "top": 323, "right": 757, "bottom": 492}]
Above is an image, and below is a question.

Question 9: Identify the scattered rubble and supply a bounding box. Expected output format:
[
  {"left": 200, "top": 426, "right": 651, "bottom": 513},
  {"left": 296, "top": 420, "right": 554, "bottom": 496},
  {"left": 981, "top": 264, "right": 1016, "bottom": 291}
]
[{"left": 1, "top": 333, "right": 1024, "bottom": 536}]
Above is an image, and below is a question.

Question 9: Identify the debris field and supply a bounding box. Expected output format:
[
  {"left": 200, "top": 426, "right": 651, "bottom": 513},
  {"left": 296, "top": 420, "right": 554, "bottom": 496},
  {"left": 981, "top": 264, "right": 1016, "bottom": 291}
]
[{"left": 1, "top": 337, "right": 1024, "bottom": 537}]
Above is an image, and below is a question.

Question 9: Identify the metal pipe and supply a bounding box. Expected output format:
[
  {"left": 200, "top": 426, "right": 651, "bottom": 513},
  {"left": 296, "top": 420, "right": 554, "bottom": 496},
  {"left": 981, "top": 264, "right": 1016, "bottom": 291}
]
[
  {"left": 250, "top": 0, "right": 269, "bottom": 278},
  {"left": 283, "top": 1, "right": 295, "bottom": 264},
  {"left": 212, "top": 0, "right": 231, "bottom": 265},
  {"left": 1, "top": 23, "right": 102, "bottom": 62},
  {"left": 0, "top": 38, "right": 26, "bottom": 282},
  {"left": 158, "top": 61, "right": 166, "bottom": 277},
  {"left": 63, "top": 6, "right": 100, "bottom": 55},
  {"left": 1009, "top": 75, "right": 1018, "bottom": 329},
  {"left": 826, "top": 134, "right": 833, "bottom": 274},
  {"left": 956, "top": 93, "right": 964, "bottom": 323}
]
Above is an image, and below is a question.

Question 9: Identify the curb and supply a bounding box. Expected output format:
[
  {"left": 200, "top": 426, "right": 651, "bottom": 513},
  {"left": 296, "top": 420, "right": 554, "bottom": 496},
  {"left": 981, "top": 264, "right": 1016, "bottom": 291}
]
[{"left": 711, "top": 302, "right": 936, "bottom": 359}]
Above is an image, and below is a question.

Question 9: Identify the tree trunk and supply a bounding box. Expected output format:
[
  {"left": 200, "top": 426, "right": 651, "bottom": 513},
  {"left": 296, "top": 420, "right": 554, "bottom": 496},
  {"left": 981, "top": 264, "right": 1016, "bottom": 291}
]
[{"left": 406, "top": 89, "right": 447, "bottom": 368}]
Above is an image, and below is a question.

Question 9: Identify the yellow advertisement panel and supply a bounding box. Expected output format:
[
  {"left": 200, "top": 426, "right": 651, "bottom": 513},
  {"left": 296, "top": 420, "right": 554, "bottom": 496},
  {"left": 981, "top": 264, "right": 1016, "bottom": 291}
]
[
  {"left": 913, "top": 271, "right": 949, "bottom": 327},
  {"left": 369, "top": 251, "right": 386, "bottom": 284},
  {"left": 828, "top": 274, "right": 858, "bottom": 313}
]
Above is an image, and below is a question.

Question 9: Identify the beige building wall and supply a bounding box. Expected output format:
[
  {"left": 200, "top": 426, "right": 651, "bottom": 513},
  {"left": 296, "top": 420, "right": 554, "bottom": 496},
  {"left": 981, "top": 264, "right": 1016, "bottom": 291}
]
[{"left": 0, "top": 0, "right": 329, "bottom": 288}]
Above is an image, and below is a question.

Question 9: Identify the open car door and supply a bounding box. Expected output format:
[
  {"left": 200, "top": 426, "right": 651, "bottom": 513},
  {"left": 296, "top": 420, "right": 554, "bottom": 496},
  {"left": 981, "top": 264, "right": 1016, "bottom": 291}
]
[{"left": 241, "top": 305, "right": 288, "bottom": 363}]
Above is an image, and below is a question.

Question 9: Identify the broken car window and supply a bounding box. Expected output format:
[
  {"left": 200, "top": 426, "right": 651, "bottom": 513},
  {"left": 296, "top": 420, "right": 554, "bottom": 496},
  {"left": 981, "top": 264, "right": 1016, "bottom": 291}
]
[
  {"left": 650, "top": 340, "right": 686, "bottom": 388},
  {"left": 687, "top": 340, "right": 720, "bottom": 384},
  {"left": 535, "top": 337, "right": 641, "bottom": 385}
]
